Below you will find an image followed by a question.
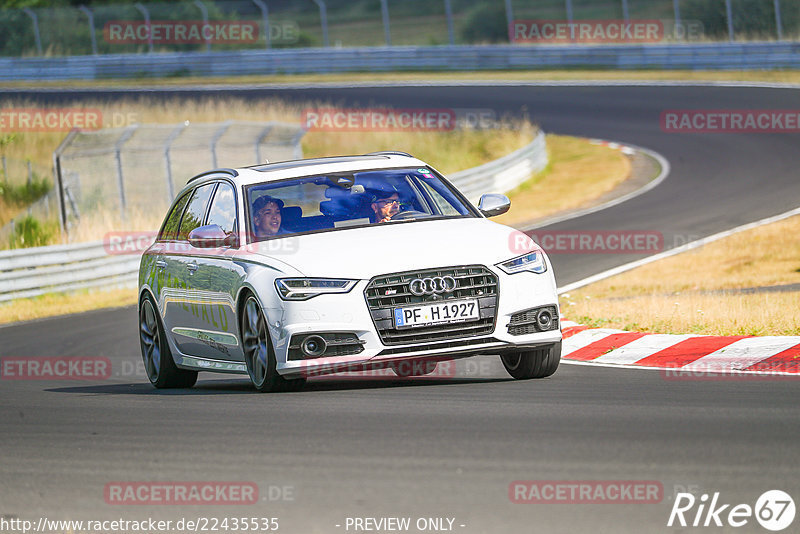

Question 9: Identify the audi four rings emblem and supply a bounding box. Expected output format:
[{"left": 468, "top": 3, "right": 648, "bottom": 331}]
[{"left": 409, "top": 276, "right": 457, "bottom": 296}]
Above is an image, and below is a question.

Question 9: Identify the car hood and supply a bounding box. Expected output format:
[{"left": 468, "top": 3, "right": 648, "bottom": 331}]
[{"left": 250, "top": 218, "right": 537, "bottom": 279}]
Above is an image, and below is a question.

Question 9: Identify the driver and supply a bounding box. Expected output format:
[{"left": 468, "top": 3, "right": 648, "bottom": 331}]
[
  {"left": 371, "top": 191, "right": 401, "bottom": 223},
  {"left": 252, "top": 195, "right": 286, "bottom": 238}
]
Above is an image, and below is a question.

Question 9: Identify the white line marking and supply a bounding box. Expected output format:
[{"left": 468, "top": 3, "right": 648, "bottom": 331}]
[
  {"left": 562, "top": 328, "right": 622, "bottom": 356},
  {"left": 592, "top": 334, "right": 697, "bottom": 365},
  {"left": 682, "top": 336, "right": 800, "bottom": 371},
  {"left": 529, "top": 141, "right": 671, "bottom": 230},
  {"left": 558, "top": 205, "right": 800, "bottom": 294}
]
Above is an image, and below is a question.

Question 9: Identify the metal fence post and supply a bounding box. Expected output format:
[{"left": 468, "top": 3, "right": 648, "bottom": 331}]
[
  {"left": 380, "top": 0, "right": 391, "bottom": 46},
  {"left": 78, "top": 5, "right": 98, "bottom": 55},
  {"left": 504, "top": 0, "right": 514, "bottom": 42},
  {"left": 255, "top": 124, "right": 274, "bottom": 164},
  {"left": 114, "top": 126, "right": 138, "bottom": 221},
  {"left": 774, "top": 0, "right": 783, "bottom": 41},
  {"left": 27, "top": 160, "right": 32, "bottom": 185},
  {"left": 252, "top": 0, "right": 270, "bottom": 49},
  {"left": 565, "top": 0, "right": 574, "bottom": 26},
  {"left": 134, "top": 3, "right": 154, "bottom": 53},
  {"left": 312, "top": 0, "right": 329, "bottom": 47},
  {"left": 621, "top": 0, "right": 629, "bottom": 22},
  {"left": 210, "top": 121, "right": 232, "bottom": 169},
  {"left": 673, "top": 0, "right": 681, "bottom": 31},
  {"left": 444, "top": 0, "right": 454, "bottom": 45},
  {"left": 22, "top": 8, "right": 43, "bottom": 56},
  {"left": 164, "top": 123, "right": 187, "bottom": 203},
  {"left": 52, "top": 129, "right": 79, "bottom": 236},
  {"left": 725, "top": 0, "right": 734, "bottom": 42},
  {"left": 290, "top": 130, "right": 304, "bottom": 160},
  {"left": 1, "top": 156, "right": 6, "bottom": 184},
  {"left": 193, "top": 0, "right": 211, "bottom": 52}
]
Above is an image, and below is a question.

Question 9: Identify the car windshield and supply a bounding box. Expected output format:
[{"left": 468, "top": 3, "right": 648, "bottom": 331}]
[{"left": 245, "top": 167, "right": 476, "bottom": 241}]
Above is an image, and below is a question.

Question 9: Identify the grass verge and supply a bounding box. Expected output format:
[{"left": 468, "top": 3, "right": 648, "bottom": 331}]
[
  {"left": 3, "top": 69, "right": 800, "bottom": 89},
  {"left": 562, "top": 214, "right": 800, "bottom": 336},
  {"left": 0, "top": 288, "right": 138, "bottom": 326},
  {"left": 493, "top": 135, "right": 630, "bottom": 227}
]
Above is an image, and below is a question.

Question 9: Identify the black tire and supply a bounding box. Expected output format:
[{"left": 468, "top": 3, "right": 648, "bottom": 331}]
[
  {"left": 138, "top": 294, "right": 198, "bottom": 389},
  {"left": 500, "top": 342, "right": 561, "bottom": 380},
  {"left": 391, "top": 360, "right": 438, "bottom": 377},
  {"left": 240, "top": 295, "right": 305, "bottom": 393}
]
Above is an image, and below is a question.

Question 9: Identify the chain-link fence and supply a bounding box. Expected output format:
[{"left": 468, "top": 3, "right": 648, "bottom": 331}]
[
  {"left": 2, "top": 0, "right": 798, "bottom": 57},
  {"left": 53, "top": 121, "right": 304, "bottom": 233}
]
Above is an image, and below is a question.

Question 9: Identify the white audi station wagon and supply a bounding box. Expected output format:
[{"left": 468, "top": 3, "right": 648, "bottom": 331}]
[{"left": 138, "top": 152, "right": 562, "bottom": 392}]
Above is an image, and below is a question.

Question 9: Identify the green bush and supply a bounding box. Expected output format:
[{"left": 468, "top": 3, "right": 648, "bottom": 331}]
[
  {"left": 7, "top": 216, "right": 59, "bottom": 249},
  {"left": 460, "top": 3, "right": 508, "bottom": 44},
  {"left": 0, "top": 175, "right": 52, "bottom": 205}
]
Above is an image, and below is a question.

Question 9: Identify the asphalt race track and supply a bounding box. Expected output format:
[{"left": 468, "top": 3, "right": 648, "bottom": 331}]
[{"left": 1, "top": 84, "right": 799, "bottom": 533}]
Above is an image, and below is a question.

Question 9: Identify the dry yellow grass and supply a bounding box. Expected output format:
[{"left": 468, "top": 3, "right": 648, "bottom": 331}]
[
  {"left": 493, "top": 134, "right": 630, "bottom": 226},
  {"left": 4, "top": 69, "right": 800, "bottom": 89},
  {"left": 0, "top": 288, "right": 137, "bottom": 325},
  {"left": 303, "top": 122, "right": 536, "bottom": 175},
  {"left": 562, "top": 214, "right": 800, "bottom": 335}
]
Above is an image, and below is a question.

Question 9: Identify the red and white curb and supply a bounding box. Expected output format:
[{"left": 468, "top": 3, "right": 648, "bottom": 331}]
[{"left": 560, "top": 321, "right": 800, "bottom": 376}]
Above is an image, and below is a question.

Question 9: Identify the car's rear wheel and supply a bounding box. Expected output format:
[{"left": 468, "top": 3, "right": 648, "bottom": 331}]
[
  {"left": 241, "top": 295, "right": 305, "bottom": 393},
  {"left": 391, "top": 360, "right": 438, "bottom": 377},
  {"left": 139, "top": 294, "right": 198, "bottom": 389},
  {"left": 501, "top": 342, "right": 561, "bottom": 379}
]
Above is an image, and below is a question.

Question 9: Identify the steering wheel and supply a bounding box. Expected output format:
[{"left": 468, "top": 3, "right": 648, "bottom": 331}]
[{"left": 390, "top": 210, "right": 428, "bottom": 221}]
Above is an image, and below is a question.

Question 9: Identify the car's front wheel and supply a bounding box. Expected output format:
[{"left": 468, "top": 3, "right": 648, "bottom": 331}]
[
  {"left": 241, "top": 295, "right": 305, "bottom": 393},
  {"left": 500, "top": 342, "right": 561, "bottom": 379},
  {"left": 139, "top": 294, "right": 198, "bottom": 389}
]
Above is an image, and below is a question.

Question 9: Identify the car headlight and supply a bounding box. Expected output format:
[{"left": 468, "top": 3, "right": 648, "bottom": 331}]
[
  {"left": 496, "top": 251, "right": 547, "bottom": 274},
  {"left": 275, "top": 278, "right": 358, "bottom": 301}
]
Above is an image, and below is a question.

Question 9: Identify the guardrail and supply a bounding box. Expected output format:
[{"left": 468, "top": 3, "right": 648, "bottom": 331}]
[
  {"left": 0, "top": 131, "right": 548, "bottom": 302},
  {"left": 450, "top": 130, "right": 547, "bottom": 204},
  {"left": 3, "top": 42, "right": 800, "bottom": 81},
  {"left": 0, "top": 241, "right": 139, "bottom": 302}
]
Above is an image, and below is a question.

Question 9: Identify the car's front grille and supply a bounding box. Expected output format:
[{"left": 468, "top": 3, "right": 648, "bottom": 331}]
[{"left": 365, "top": 265, "right": 498, "bottom": 345}]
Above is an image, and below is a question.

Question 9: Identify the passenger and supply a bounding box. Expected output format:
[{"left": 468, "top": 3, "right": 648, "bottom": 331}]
[
  {"left": 252, "top": 195, "right": 286, "bottom": 238},
  {"left": 371, "top": 191, "right": 401, "bottom": 223}
]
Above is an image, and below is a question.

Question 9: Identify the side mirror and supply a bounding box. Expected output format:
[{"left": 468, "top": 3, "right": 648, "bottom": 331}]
[
  {"left": 188, "top": 224, "right": 236, "bottom": 248},
  {"left": 478, "top": 194, "right": 511, "bottom": 218}
]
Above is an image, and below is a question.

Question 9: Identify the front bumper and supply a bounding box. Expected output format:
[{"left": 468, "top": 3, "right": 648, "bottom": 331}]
[{"left": 264, "top": 265, "right": 561, "bottom": 377}]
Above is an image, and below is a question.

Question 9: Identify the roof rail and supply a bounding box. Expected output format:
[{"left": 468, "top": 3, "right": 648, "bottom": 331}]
[
  {"left": 365, "top": 151, "right": 414, "bottom": 157},
  {"left": 186, "top": 168, "right": 239, "bottom": 183}
]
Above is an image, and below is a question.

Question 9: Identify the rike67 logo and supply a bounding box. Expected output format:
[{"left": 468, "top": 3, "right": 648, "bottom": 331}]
[{"left": 668, "top": 490, "right": 795, "bottom": 531}]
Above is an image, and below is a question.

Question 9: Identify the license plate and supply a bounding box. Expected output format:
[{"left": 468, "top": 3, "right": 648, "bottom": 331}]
[{"left": 393, "top": 299, "right": 480, "bottom": 329}]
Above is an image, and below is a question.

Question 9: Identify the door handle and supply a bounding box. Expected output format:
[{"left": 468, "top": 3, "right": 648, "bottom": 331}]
[
  {"left": 187, "top": 262, "right": 199, "bottom": 273},
  {"left": 155, "top": 260, "right": 167, "bottom": 269}
]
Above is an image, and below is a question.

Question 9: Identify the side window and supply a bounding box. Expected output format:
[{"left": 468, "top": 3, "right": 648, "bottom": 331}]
[
  {"left": 177, "top": 183, "right": 215, "bottom": 241},
  {"left": 158, "top": 191, "right": 191, "bottom": 241},
  {"left": 206, "top": 182, "right": 237, "bottom": 236},
  {"left": 418, "top": 180, "right": 460, "bottom": 216}
]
